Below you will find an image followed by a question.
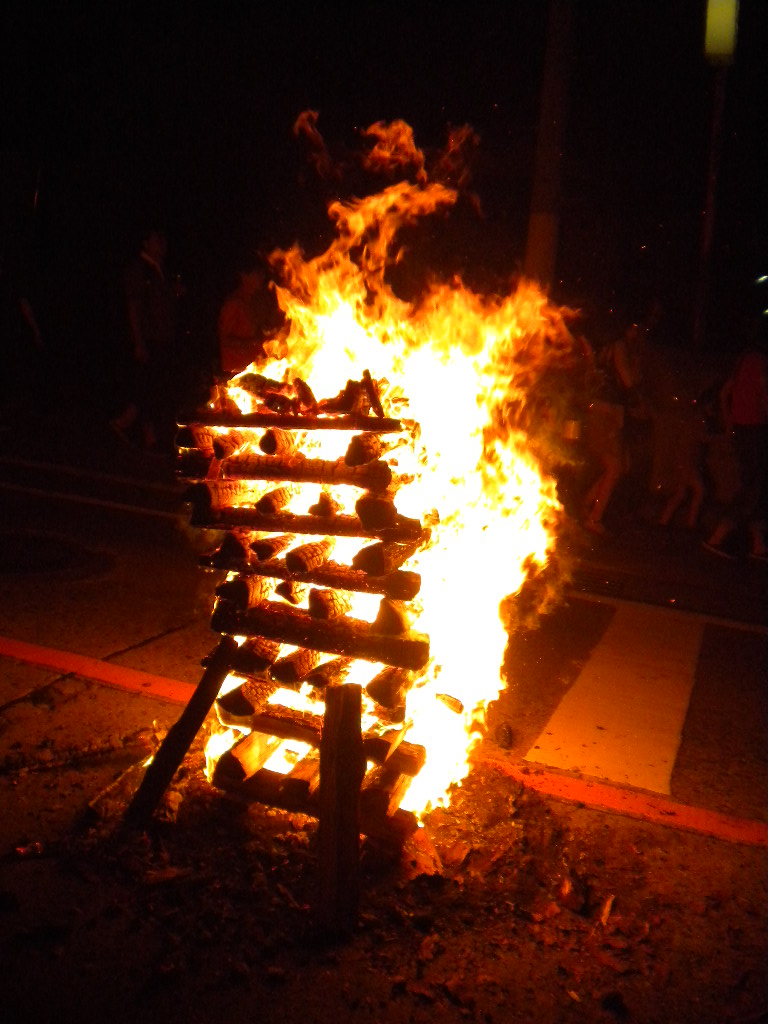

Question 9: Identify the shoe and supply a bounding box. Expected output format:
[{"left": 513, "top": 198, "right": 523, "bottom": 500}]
[
  {"left": 748, "top": 550, "right": 768, "bottom": 563},
  {"left": 702, "top": 541, "right": 735, "bottom": 560}
]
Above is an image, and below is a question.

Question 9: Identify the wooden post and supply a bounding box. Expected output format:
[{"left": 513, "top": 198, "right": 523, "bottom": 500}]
[
  {"left": 317, "top": 683, "right": 366, "bottom": 936},
  {"left": 124, "top": 635, "right": 236, "bottom": 830}
]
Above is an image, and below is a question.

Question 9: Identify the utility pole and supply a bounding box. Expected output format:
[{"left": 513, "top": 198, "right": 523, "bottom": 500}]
[
  {"left": 524, "top": 0, "right": 575, "bottom": 291},
  {"left": 693, "top": 0, "right": 740, "bottom": 348}
]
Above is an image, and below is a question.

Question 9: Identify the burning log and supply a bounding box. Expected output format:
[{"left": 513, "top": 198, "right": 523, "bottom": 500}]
[
  {"left": 352, "top": 533, "right": 428, "bottom": 575},
  {"left": 224, "top": 452, "right": 393, "bottom": 493},
  {"left": 345, "top": 433, "right": 384, "bottom": 467},
  {"left": 285, "top": 538, "right": 335, "bottom": 572},
  {"left": 210, "top": 600, "right": 430, "bottom": 670},
  {"left": 176, "top": 448, "right": 214, "bottom": 479},
  {"left": 308, "top": 587, "right": 352, "bottom": 620},
  {"left": 256, "top": 485, "right": 296, "bottom": 513},
  {"left": 212, "top": 430, "right": 249, "bottom": 459},
  {"left": 182, "top": 409, "right": 403, "bottom": 433},
  {"left": 259, "top": 427, "right": 296, "bottom": 456},
  {"left": 250, "top": 533, "right": 296, "bottom": 561},
  {"left": 361, "top": 764, "right": 413, "bottom": 820},
  {"left": 124, "top": 635, "right": 237, "bottom": 829},
  {"left": 270, "top": 647, "right": 323, "bottom": 685},
  {"left": 176, "top": 424, "right": 215, "bottom": 453},
  {"left": 227, "top": 730, "right": 282, "bottom": 779},
  {"left": 192, "top": 507, "right": 424, "bottom": 542},
  {"left": 317, "top": 683, "right": 365, "bottom": 935},
  {"left": 365, "top": 666, "right": 413, "bottom": 709}
]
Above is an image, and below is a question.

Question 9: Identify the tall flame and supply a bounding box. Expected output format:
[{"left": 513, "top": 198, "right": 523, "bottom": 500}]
[{"left": 219, "top": 118, "right": 582, "bottom": 814}]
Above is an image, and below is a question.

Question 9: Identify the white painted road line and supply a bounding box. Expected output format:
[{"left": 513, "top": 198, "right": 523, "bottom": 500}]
[{"left": 525, "top": 603, "right": 704, "bottom": 794}]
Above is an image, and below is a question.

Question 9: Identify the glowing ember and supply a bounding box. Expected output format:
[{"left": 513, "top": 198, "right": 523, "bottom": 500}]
[{"left": 203, "top": 116, "right": 582, "bottom": 816}]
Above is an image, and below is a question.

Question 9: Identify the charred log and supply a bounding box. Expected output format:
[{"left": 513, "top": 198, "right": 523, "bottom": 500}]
[
  {"left": 308, "top": 491, "right": 342, "bottom": 517},
  {"left": 181, "top": 410, "right": 402, "bottom": 433},
  {"left": 256, "top": 485, "right": 296, "bottom": 513},
  {"left": 215, "top": 574, "right": 275, "bottom": 608},
  {"left": 275, "top": 580, "right": 307, "bottom": 605},
  {"left": 191, "top": 507, "right": 424, "bottom": 542},
  {"left": 224, "top": 452, "right": 392, "bottom": 493},
  {"left": 210, "top": 600, "right": 430, "bottom": 670},
  {"left": 345, "top": 433, "right": 384, "bottom": 467},
  {"left": 355, "top": 493, "right": 397, "bottom": 529},
  {"left": 308, "top": 587, "right": 353, "bottom": 620},
  {"left": 373, "top": 598, "right": 411, "bottom": 635},
  {"left": 285, "top": 538, "right": 335, "bottom": 573},
  {"left": 365, "top": 666, "right": 414, "bottom": 709},
  {"left": 270, "top": 647, "right": 324, "bottom": 685},
  {"left": 351, "top": 532, "right": 429, "bottom": 575},
  {"left": 250, "top": 533, "right": 296, "bottom": 561},
  {"left": 304, "top": 657, "right": 353, "bottom": 689},
  {"left": 239, "top": 557, "right": 421, "bottom": 601}
]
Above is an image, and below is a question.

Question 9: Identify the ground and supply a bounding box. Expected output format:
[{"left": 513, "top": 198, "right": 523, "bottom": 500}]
[{"left": 1, "top": 723, "right": 765, "bottom": 1024}]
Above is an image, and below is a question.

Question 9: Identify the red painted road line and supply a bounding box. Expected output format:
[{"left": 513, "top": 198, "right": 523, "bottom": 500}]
[
  {"left": 481, "top": 758, "right": 768, "bottom": 848},
  {"left": 0, "top": 635, "right": 194, "bottom": 705}
]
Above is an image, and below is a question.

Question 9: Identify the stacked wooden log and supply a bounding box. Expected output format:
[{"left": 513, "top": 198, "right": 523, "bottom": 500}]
[{"left": 176, "top": 371, "right": 432, "bottom": 849}]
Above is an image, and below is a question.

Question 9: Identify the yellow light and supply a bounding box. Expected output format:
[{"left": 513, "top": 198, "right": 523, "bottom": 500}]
[{"left": 705, "top": 0, "right": 739, "bottom": 64}]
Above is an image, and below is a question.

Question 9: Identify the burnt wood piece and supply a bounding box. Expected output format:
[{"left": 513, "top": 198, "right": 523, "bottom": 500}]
[
  {"left": 360, "top": 764, "right": 413, "bottom": 820},
  {"left": 215, "top": 575, "right": 275, "bottom": 608},
  {"left": 250, "top": 533, "right": 296, "bottom": 561},
  {"left": 224, "top": 453, "right": 392, "bottom": 493},
  {"left": 352, "top": 532, "right": 429, "bottom": 575},
  {"left": 215, "top": 674, "right": 275, "bottom": 725},
  {"left": 226, "top": 703, "right": 426, "bottom": 776},
  {"left": 355, "top": 493, "right": 397, "bottom": 529},
  {"left": 183, "top": 410, "right": 402, "bottom": 432},
  {"left": 318, "top": 684, "right": 366, "bottom": 935},
  {"left": 373, "top": 598, "right": 411, "bottom": 635},
  {"left": 234, "top": 558, "right": 421, "bottom": 601},
  {"left": 275, "top": 580, "right": 307, "bottom": 605},
  {"left": 285, "top": 538, "right": 335, "bottom": 573},
  {"left": 124, "top": 636, "right": 237, "bottom": 830},
  {"left": 294, "top": 377, "right": 318, "bottom": 410},
  {"left": 233, "top": 372, "right": 291, "bottom": 398},
  {"left": 362, "top": 369, "right": 385, "bottom": 418},
  {"left": 270, "top": 647, "right": 323, "bottom": 685},
  {"left": 304, "top": 657, "right": 353, "bottom": 689},
  {"left": 308, "top": 491, "right": 341, "bottom": 517},
  {"left": 259, "top": 427, "right": 296, "bottom": 456},
  {"left": 210, "top": 600, "right": 430, "bottom": 670},
  {"left": 227, "top": 730, "right": 283, "bottom": 779},
  {"left": 230, "top": 636, "right": 282, "bottom": 674},
  {"left": 176, "top": 424, "right": 215, "bottom": 453},
  {"left": 436, "top": 693, "right": 464, "bottom": 714},
  {"left": 205, "top": 532, "right": 251, "bottom": 569},
  {"left": 185, "top": 481, "right": 262, "bottom": 517},
  {"left": 256, "top": 485, "right": 296, "bottom": 513},
  {"left": 345, "top": 433, "right": 384, "bottom": 467},
  {"left": 365, "top": 666, "right": 414, "bottom": 709},
  {"left": 213, "top": 430, "right": 249, "bottom": 459},
  {"left": 308, "top": 587, "right": 352, "bottom": 620}
]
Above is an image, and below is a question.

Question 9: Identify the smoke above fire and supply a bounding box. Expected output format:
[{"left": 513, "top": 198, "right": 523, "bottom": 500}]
[{"left": 221, "top": 114, "right": 586, "bottom": 812}]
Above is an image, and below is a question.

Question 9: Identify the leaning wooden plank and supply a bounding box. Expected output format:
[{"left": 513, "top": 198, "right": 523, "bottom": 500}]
[
  {"left": 124, "top": 636, "right": 237, "bottom": 829},
  {"left": 210, "top": 599, "right": 430, "bottom": 670}
]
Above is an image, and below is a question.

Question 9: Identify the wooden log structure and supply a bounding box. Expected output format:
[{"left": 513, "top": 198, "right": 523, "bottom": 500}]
[{"left": 210, "top": 599, "right": 430, "bottom": 671}]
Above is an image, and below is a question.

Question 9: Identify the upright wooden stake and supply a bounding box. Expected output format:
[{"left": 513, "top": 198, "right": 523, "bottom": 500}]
[
  {"left": 317, "top": 683, "right": 366, "bottom": 936},
  {"left": 124, "top": 635, "right": 236, "bottom": 830}
]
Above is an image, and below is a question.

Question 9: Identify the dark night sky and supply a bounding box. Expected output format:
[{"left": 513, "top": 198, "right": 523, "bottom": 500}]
[{"left": 2, "top": 0, "right": 766, "bottom": 371}]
